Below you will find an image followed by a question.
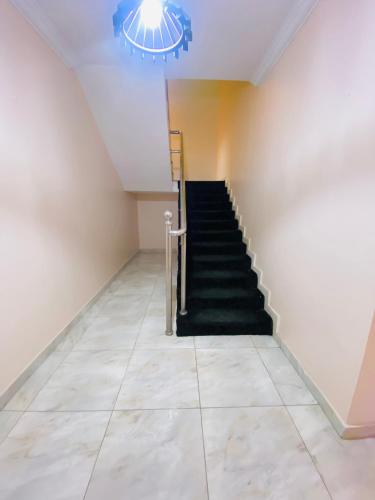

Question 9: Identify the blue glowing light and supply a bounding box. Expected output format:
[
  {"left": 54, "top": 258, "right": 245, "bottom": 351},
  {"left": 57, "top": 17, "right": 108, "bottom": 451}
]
[
  {"left": 140, "top": 0, "right": 163, "bottom": 30},
  {"left": 113, "top": 0, "right": 192, "bottom": 61}
]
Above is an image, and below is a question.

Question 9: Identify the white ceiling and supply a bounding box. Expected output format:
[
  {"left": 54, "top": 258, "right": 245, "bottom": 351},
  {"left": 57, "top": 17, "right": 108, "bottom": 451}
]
[
  {"left": 11, "top": 0, "right": 318, "bottom": 84},
  {"left": 11, "top": 0, "right": 318, "bottom": 191}
]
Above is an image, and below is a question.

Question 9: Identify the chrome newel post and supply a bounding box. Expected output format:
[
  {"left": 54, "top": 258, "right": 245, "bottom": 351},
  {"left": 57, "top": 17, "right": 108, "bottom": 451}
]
[
  {"left": 180, "top": 233, "right": 187, "bottom": 316},
  {"left": 164, "top": 211, "right": 173, "bottom": 336}
]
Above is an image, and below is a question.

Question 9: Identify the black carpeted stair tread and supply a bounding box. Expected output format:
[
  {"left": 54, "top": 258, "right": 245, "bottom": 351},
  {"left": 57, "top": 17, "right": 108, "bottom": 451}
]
[
  {"left": 191, "top": 230, "right": 242, "bottom": 242},
  {"left": 178, "top": 308, "right": 273, "bottom": 336},
  {"left": 192, "top": 241, "right": 247, "bottom": 255},
  {"left": 189, "top": 210, "right": 235, "bottom": 220},
  {"left": 177, "top": 180, "right": 273, "bottom": 338},
  {"left": 188, "top": 201, "right": 232, "bottom": 211},
  {"left": 189, "top": 287, "right": 264, "bottom": 309},
  {"left": 192, "top": 254, "right": 252, "bottom": 270},
  {"left": 188, "top": 194, "right": 230, "bottom": 202},
  {"left": 192, "top": 268, "right": 258, "bottom": 287},
  {"left": 189, "top": 220, "right": 239, "bottom": 231},
  {"left": 192, "top": 269, "right": 255, "bottom": 279}
]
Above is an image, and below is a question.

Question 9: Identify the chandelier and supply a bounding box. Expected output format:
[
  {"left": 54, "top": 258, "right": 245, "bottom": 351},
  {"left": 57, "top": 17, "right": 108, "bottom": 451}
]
[{"left": 113, "top": 0, "right": 192, "bottom": 61}]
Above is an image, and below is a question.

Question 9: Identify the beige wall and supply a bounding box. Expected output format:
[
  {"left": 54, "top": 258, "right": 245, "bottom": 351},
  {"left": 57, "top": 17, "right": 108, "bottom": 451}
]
[
  {"left": 221, "top": 0, "right": 375, "bottom": 426},
  {"left": 0, "top": 1, "right": 139, "bottom": 397},
  {"left": 168, "top": 80, "right": 224, "bottom": 181},
  {"left": 136, "top": 193, "right": 178, "bottom": 250}
]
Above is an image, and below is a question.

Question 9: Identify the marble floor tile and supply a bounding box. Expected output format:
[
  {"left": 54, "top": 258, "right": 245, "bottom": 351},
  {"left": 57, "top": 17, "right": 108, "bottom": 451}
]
[
  {"left": 251, "top": 335, "right": 279, "bottom": 348},
  {"left": 0, "top": 412, "right": 22, "bottom": 445},
  {"left": 85, "top": 409, "right": 208, "bottom": 500},
  {"left": 73, "top": 316, "right": 139, "bottom": 351},
  {"left": 196, "top": 349, "right": 282, "bottom": 407},
  {"left": 136, "top": 315, "right": 194, "bottom": 349},
  {"left": 108, "top": 276, "right": 156, "bottom": 296},
  {"left": 5, "top": 351, "right": 67, "bottom": 411},
  {"left": 195, "top": 335, "right": 254, "bottom": 349},
  {"left": 56, "top": 319, "right": 92, "bottom": 352},
  {"left": 258, "top": 348, "right": 317, "bottom": 405},
  {"left": 29, "top": 351, "right": 131, "bottom": 411},
  {"left": 202, "top": 407, "right": 331, "bottom": 500},
  {"left": 289, "top": 405, "right": 375, "bottom": 500},
  {"left": 116, "top": 349, "right": 199, "bottom": 409},
  {"left": 0, "top": 411, "right": 110, "bottom": 500},
  {"left": 95, "top": 295, "right": 149, "bottom": 321}
]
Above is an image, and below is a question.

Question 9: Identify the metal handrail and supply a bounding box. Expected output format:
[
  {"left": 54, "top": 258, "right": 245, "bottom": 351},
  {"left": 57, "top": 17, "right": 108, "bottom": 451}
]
[{"left": 164, "top": 130, "right": 187, "bottom": 336}]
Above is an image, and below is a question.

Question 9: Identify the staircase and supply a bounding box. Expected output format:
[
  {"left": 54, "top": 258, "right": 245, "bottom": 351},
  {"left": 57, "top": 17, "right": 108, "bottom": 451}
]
[{"left": 176, "top": 181, "right": 273, "bottom": 337}]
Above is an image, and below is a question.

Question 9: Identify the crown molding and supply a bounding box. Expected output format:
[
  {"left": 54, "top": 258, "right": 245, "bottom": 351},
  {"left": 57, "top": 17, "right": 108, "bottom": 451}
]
[
  {"left": 10, "top": 0, "right": 77, "bottom": 68},
  {"left": 251, "top": 0, "right": 320, "bottom": 86}
]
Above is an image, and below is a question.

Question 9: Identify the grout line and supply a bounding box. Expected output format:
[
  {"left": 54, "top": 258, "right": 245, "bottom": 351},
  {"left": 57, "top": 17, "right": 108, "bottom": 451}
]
[
  {"left": 83, "top": 270, "right": 159, "bottom": 500},
  {"left": 256, "top": 347, "right": 334, "bottom": 499},
  {"left": 21, "top": 351, "right": 71, "bottom": 413},
  {"left": 193, "top": 345, "right": 211, "bottom": 500},
  {"left": 285, "top": 407, "right": 334, "bottom": 500},
  {"left": 255, "top": 346, "right": 286, "bottom": 407},
  {"left": 0, "top": 411, "right": 24, "bottom": 446},
  {"left": 13, "top": 403, "right": 319, "bottom": 414}
]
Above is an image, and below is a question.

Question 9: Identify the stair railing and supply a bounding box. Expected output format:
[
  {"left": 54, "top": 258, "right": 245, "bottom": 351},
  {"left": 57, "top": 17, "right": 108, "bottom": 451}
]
[{"left": 164, "top": 130, "right": 187, "bottom": 336}]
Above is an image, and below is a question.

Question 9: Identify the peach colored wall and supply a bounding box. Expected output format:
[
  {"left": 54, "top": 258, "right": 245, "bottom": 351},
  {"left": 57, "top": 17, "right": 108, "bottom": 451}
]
[
  {"left": 136, "top": 193, "right": 178, "bottom": 250},
  {"left": 168, "top": 80, "right": 224, "bottom": 181},
  {"left": 348, "top": 313, "right": 375, "bottom": 425},
  {"left": 0, "top": 1, "right": 139, "bottom": 397},
  {"left": 222, "top": 0, "right": 375, "bottom": 425}
]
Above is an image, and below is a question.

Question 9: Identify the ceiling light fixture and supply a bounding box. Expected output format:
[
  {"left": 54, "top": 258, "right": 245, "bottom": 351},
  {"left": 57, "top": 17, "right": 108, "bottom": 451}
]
[{"left": 113, "top": 0, "right": 192, "bottom": 62}]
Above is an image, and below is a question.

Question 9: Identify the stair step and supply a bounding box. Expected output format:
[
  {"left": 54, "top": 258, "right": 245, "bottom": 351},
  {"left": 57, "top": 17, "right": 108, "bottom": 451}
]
[
  {"left": 188, "top": 201, "right": 232, "bottom": 211},
  {"left": 189, "top": 287, "right": 264, "bottom": 308},
  {"left": 192, "top": 241, "right": 247, "bottom": 255},
  {"left": 177, "top": 180, "right": 272, "bottom": 338},
  {"left": 192, "top": 269, "right": 258, "bottom": 287},
  {"left": 188, "top": 193, "right": 230, "bottom": 203},
  {"left": 186, "top": 181, "right": 226, "bottom": 189},
  {"left": 190, "top": 230, "right": 242, "bottom": 242},
  {"left": 177, "top": 308, "right": 273, "bottom": 336},
  {"left": 192, "top": 254, "right": 252, "bottom": 270},
  {"left": 189, "top": 210, "right": 235, "bottom": 220},
  {"left": 189, "top": 219, "right": 239, "bottom": 231}
]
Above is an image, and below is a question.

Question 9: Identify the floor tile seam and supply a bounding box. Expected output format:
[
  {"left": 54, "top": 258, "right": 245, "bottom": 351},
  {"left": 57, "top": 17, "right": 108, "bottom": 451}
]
[
  {"left": 194, "top": 346, "right": 258, "bottom": 351},
  {"left": 284, "top": 406, "right": 334, "bottom": 500},
  {"left": 0, "top": 412, "right": 24, "bottom": 447},
  {"left": 82, "top": 280, "right": 155, "bottom": 500},
  {"left": 82, "top": 407, "right": 113, "bottom": 500},
  {"left": 21, "top": 350, "right": 71, "bottom": 413},
  {"left": 255, "top": 346, "right": 287, "bottom": 407},
  {"left": 13, "top": 404, "right": 326, "bottom": 418},
  {"left": 47, "top": 271, "right": 157, "bottom": 499},
  {"left": 70, "top": 348, "right": 138, "bottom": 353},
  {"left": 17, "top": 404, "right": 321, "bottom": 414},
  {"left": 256, "top": 347, "right": 318, "bottom": 405},
  {"left": 254, "top": 346, "right": 333, "bottom": 498},
  {"left": 193, "top": 345, "right": 211, "bottom": 500}
]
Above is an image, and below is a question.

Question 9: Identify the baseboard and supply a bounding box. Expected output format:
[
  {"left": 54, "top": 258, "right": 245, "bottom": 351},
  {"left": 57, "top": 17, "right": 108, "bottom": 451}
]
[
  {"left": 139, "top": 249, "right": 177, "bottom": 254},
  {"left": 0, "top": 250, "right": 139, "bottom": 410},
  {"left": 225, "top": 180, "right": 281, "bottom": 334},
  {"left": 224, "top": 180, "right": 375, "bottom": 440},
  {"left": 275, "top": 333, "right": 375, "bottom": 439}
]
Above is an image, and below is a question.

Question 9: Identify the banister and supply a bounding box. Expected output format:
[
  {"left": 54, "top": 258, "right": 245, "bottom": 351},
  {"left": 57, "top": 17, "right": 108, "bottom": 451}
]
[{"left": 164, "top": 129, "right": 187, "bottom": 336}]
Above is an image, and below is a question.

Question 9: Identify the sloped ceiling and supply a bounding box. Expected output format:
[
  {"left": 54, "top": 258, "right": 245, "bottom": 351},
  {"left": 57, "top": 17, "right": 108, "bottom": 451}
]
[
  {"left": 11, "top": 0, "right": 318, "bottom": 83},
  {"left": 11, "top": 0, "right": 318, "bottom": 191}
]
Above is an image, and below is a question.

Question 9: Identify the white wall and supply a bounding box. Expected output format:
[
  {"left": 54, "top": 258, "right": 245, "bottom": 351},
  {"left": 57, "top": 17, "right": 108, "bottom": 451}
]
[
  {"left": 77, "top": 64, "right": 173, "bottom": 192},
  {"left": 136, "top": 193, "right": 179, "bottom": 250}
]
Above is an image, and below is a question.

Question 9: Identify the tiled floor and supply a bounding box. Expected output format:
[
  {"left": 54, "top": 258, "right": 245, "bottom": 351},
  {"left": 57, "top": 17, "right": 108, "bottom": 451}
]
[{"left": 1, "top": 252, "right": 375, "bottom": 499}]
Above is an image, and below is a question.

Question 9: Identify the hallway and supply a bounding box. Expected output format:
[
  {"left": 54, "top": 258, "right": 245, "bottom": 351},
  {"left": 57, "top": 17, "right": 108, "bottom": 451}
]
[{"left": 0, "top": 253, "right": 374, "bottom": 500}]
